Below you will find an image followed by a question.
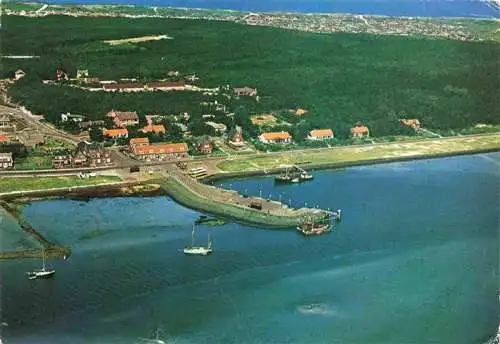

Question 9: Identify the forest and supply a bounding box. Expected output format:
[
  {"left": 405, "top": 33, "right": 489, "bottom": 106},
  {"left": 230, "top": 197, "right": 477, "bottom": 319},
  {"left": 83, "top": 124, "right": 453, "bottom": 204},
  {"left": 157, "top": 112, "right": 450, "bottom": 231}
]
[{"left": 2, "top": 15, "right": 499, "bottom": 140}]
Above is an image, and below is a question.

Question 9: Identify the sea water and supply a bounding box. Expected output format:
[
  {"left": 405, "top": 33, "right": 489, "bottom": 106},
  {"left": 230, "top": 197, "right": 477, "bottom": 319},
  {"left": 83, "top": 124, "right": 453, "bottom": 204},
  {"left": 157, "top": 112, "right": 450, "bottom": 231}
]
[
  {"left": 0, "top": 153, "right": 498, "bottom": 343},
  {"left": 42, "top": 0, "right": 500, "bottom": 18}
]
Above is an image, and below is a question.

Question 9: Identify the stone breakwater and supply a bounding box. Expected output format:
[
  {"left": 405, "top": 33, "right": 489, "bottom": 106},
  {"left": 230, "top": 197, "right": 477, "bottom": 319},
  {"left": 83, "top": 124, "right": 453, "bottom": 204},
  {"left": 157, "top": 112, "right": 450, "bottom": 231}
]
[{"left": 159, "top": 172, "right": 326, "bottom": 228}]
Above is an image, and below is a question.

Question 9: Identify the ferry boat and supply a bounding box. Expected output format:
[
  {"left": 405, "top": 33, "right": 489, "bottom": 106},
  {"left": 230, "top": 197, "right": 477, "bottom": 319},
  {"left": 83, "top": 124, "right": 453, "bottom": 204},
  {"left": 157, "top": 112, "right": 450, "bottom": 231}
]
[
  {"left": 26, "top": 246, "right": 55, "bottom": 280},
  {"left": 297, "top": 216, "right": 332, "bottom": 236},
  {"left": 275, "top": 166, "right": 313, "bottom": 184},
  {"left": 183, "top": 225, "right": 213, "bottom": 256}
]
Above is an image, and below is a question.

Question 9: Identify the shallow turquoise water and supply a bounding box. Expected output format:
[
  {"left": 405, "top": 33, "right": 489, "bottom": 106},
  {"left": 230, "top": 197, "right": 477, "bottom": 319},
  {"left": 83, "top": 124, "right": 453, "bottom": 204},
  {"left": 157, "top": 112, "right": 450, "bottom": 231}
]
[{"left": 0, "top": 153, "right": 499, "bottom": 343}]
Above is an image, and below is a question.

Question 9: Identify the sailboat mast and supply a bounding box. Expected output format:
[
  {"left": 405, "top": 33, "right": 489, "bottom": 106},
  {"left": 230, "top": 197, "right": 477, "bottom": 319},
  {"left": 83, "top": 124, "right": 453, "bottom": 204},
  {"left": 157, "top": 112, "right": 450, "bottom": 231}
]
[
  {"left": 42, "top": 246, "right": 46, "bottom": 271},
  {"left": 191, "top": 224, "right": 195, "bottom": 247}
]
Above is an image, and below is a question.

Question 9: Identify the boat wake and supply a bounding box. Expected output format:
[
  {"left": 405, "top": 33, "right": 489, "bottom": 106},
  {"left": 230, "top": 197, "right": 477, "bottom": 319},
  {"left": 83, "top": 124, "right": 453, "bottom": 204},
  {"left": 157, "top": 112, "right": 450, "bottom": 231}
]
[{"left": 297, "top": 303, "right": 339, "bottom": 317}]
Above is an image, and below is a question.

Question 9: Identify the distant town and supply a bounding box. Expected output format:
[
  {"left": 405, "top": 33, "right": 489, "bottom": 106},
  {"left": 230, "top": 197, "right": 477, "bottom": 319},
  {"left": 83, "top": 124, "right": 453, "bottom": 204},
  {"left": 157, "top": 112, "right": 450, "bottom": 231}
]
[{"left": 3, "top": 2, "right": 497, "bottom": 42}]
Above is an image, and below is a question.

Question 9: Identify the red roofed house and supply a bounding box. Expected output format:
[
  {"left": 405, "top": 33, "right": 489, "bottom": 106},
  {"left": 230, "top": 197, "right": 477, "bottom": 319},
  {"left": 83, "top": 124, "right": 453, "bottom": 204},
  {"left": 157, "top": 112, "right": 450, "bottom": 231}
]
[
  {"left": 134, "top": 143, "right": 189, "bottom": 161},
  {"left": 103, "top": 83, "right": 144, "bottom": 91},
  {"left": 109, "top": 111, "right": 139, "bottom": 127},
  {"left": 259, "top": 131, "right": 292, "bottom": 144},
  {"left": 142, "top": 124, "right": 166, "bottom": 134},
  {"left": 228, "top": 127, "right": 245, "bottom": 148},
  {"left": 146, "top": 81, "right": 185, "bottom": 90},
  {"left": 130, "top": 137, "right": 150, "bottom": 153},
  {"left": 0, "top": 134, "right": 9, "bottom": 144},
  {"left": 308, "top": 129, "right": 334, "bottom": 140},
  {"left": 400, "top": 119, "right": 421, "bottom": 129},
  {"left": 197, "top": 140, "right": 213, "bottom": 154},
  {"left": 56, "top": 68, "right": 69, "bottom": 81},
  {"left": 351, "top": 126, "right": 370, "bottom": 138},
  {"left": 103, "top": 128, "right": 129, "bottom": 139}
]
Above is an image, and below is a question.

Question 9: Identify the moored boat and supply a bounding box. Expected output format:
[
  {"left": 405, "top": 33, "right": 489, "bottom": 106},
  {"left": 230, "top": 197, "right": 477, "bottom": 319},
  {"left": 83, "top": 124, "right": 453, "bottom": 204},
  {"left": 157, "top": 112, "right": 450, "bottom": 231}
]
[
  {"left": 183, "top": 225, "right": 213, "bottom": 256},
  {"left": 299, "top": 172, "right": 314, "bottom": 181},
  {"left": 297, "top": 215, "right": 332, "bottom": 236},
  {"left": 26, "top": 246, "right": 55, "bottom": 280}
]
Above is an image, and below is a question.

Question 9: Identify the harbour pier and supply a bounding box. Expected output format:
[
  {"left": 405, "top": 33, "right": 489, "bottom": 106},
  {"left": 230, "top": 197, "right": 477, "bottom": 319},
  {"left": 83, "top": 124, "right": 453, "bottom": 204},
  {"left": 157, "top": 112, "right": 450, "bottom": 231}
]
[
  {"left": 160, "top": 171, "right": 328, "bottom": 228},
  {"left": 0, "top": 201, "right": 70, "bottom": 260}
]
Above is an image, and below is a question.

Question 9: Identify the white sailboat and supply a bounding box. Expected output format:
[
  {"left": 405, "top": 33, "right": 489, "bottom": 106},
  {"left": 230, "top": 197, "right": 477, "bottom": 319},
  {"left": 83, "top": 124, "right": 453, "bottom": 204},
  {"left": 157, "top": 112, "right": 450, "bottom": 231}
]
[
  {"left": 183, "top": 224, "right": 212, "bottom": 256},
  {"left": 26, "top": 246, "right": 55, "bottom": 280}
]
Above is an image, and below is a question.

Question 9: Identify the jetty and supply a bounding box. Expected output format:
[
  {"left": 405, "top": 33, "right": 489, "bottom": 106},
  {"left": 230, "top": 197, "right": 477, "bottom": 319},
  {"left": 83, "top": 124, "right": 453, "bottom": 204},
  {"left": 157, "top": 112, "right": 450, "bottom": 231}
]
[
  {"left": 0, "top": 201, "right": 70, "bottom": 260},
  {"left": 159, "top": 171, "right": 327, "bottom": 228}
]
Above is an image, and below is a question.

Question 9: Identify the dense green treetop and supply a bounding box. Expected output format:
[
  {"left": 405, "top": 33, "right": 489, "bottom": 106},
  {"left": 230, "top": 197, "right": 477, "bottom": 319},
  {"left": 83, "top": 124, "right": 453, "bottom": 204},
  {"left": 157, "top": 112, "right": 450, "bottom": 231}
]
[{"left": 2, "top": 15, "right": 499, "bottom": 140}]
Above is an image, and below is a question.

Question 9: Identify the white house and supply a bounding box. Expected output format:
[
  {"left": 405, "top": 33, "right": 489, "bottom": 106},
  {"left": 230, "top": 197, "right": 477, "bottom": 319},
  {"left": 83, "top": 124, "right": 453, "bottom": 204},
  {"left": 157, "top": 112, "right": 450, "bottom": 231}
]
[{"left": 61, "top": 113, "right": 86, "bottom": 123}]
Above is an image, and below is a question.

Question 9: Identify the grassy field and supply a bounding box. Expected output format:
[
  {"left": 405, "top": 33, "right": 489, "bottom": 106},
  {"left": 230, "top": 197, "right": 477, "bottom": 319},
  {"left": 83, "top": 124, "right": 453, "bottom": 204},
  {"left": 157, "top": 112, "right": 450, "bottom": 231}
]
[
  {"left": 2, "top": 15, "right": 499, "bottom": 139},
  {"left": 0, "top": 176, "right": 122, "bottom": 194},
  {"left": 13, "top": 155, "right": 53, "bottom": 170},
  {"left": 217, "top": 134, "right": 500, "bottom": 172}
]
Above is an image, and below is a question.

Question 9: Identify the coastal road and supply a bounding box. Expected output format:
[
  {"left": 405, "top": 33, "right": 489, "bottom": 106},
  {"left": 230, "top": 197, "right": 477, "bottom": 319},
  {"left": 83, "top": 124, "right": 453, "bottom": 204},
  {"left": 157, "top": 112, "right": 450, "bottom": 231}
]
[{"left": 1, "top": 133, "right": 499, "bottom": 178}]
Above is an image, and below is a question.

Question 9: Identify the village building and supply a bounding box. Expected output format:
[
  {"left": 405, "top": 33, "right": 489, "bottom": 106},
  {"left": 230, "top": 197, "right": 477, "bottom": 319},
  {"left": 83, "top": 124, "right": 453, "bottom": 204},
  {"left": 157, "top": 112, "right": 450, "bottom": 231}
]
[
  {"left": 197, "top": 140, "right": 213, "bottom": 154},
  {"left": 351, "top": 126, "right": 370, "bottom": 138},
  {"left": 78, "top": 120, "right": 105, "bottom": 130},
  {"left": 167, "top": 71, "right": 180, "bottom": 77},
  {"left": 0, "top": 152, "right": 14, "bottom": 169},
  {"left": 308, "top": 129, "right": 334, "bottom": 140},
  {"left": 0, "top": 134, "right": 9, "bottom": 144},
  {"left": 400, "top": 119, "right": 421, "bottom": 129},
  {"left": 0, "top": 115, "right": 11, "bottom": 128},
  {"left": 76, "top": 69, "right": 89, "bottom": 79},
  {"left": 259, "top": 131, "right": 292, "bottom": 144},
  {"left": 130, "top": 137, "right": 150, "bottom": 152},
  {"left": 205, "top": 121, "right": 227, "bottom": 134},
  {"left": 103, "top": 128, "right": 129, "bottom": 139},
  {"left": 234, "top": 87, "right": 257, "bottom": 97},
  {"left": 142, "top": 124, "right": 166, "bottom": 134},
  {"left": 133, "top": 143, "right": 189, "bottom": 161},
  {"left": 79, "top": 76, "right": 100, "bottom": 84},
  {"left": 146, "top": 81, "right": 185, "bottom": 90},
  {"left": 0, "top": 115, "right": 15, "bottom": 133},
  {"left": 52, "top": 155, "right": 73, "bottom": 169},
  {"left": 109, "top": 111, "right": 139, "bottom": 127},
  {"left": 61, "top": 113, "right": 86, "bottom": 123},
  {"left": 294, "top": 108, "right": 309, "bottom": 116},
  {"left": 56, "top": 68, "right": 69, "bottom": 81},
  {"left": 53, "top": 142, "right": 111, "bottom": 168},
  {"left": 77, "top": 141, "right": 112, "bottom": 167},
  {"left": 103, "top": 83, "right": 144, "bottom": 91},
  {"left": 185, "top": 74, "right": 199, "bottom": 82},
  {"left": 14, "top": 69, "right": 25, "bottom": 80},
  {"left": 16, "top": 129, "right": 44, "bottom": 147},
  {"left": 228, "top": 127, "right": 245, "bottom": 148}
]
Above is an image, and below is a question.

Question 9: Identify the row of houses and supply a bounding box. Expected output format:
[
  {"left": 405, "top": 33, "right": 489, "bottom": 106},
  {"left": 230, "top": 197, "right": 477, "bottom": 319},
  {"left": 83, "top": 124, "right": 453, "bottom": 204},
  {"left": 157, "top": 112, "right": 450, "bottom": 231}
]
[
  {"left": 258, "top": 126, "right": 370, "bottom": 144},
  {"left": 52, "top": 141, "right": 112, "bottom": 169},
  {"left": 129, "top": 137, "right": 189, "bottom": 161}
]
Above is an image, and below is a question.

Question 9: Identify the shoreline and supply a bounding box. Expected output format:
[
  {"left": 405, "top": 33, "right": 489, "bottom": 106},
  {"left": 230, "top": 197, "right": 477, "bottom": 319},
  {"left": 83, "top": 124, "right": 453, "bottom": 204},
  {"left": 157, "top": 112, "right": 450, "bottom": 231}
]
[
  {"left": 1, "top": 148, "right": 498, "bottom": 260},
  {"left": 204, "top": 146, "right": 500, "bottom": 182},
  {"left": 9, "top": 2, "right": 500, "bottom": 20}
]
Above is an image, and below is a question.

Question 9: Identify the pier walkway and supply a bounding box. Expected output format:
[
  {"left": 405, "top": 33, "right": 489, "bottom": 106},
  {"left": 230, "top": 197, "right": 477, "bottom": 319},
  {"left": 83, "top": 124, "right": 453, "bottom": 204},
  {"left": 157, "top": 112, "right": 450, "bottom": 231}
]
[{"left": 161, "top": 171, "right": 325, "bottom": 228}]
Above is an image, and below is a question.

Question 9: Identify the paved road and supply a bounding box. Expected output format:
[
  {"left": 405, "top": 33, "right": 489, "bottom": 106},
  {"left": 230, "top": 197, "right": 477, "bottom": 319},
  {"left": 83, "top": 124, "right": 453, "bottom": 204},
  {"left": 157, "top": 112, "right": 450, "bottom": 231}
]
[{"left": 0, "top": 121, "right": 498, "bottom": 178}]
